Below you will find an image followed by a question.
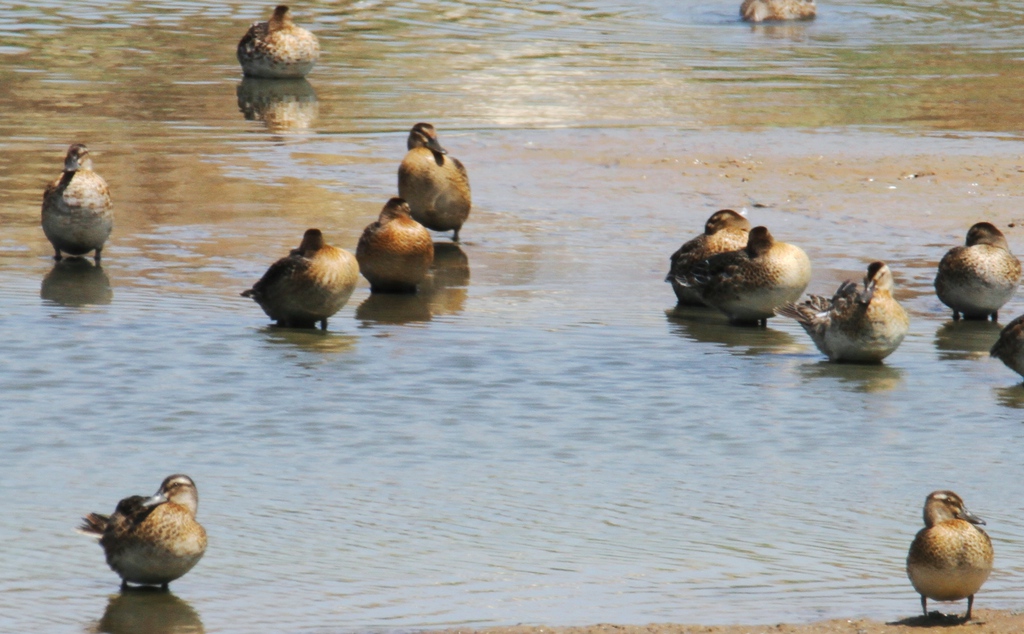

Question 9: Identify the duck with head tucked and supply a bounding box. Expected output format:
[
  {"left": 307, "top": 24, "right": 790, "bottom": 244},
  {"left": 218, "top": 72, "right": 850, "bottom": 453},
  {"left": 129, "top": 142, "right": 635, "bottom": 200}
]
[
  {"left": 356, "top": 197, "right": 434, "bottom": 294},
  {"left": 935, "top": 222, "right": 1020, "bottom": 322},
  {"left": 740, "top": 0, "right": 816, "bottom": 22},
  {"left": 398, "top": 123, "right": 471, "bottom": 242},
  {"left": 907, "top": 490, "right": 993, "bottom": 621},
  {"left": 41, "top": 144, "right": 113, "bottom": 264},
  {"left": 776, "top": 261, "right": 909, "bottom": 363},
  {"left": 237, "top": 5, "right": 320, "bottom": 79},
  {"left": 78, "top": 475, "right": 207, "bottom": 590},
  {"left": 242, "top": 228, "right": 359, "bottom": 329},
  {"left": 666, "top": 209, "right": 751, "bottom": 306},
  {"left": 675, "top": 225, "right": 811, "bottom": 325}
]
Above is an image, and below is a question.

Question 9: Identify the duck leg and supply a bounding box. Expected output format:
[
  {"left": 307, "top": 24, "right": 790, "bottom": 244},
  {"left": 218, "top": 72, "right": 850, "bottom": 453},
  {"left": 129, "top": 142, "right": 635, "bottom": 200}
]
[{"left": 966, "top": 594, "right": 974, "bottom": 621}]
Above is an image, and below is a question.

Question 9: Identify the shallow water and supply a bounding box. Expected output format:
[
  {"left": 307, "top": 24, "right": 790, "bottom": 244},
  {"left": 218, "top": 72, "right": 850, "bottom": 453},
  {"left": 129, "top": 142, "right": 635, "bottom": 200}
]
[{"left": 2, "top": 1, "right": 1024, "bottom": 632}]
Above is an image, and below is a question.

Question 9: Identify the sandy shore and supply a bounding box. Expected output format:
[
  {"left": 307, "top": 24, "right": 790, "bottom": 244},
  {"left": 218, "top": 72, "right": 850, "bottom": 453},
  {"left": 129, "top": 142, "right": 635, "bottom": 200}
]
[{"left": 427, "top": 609, "right": 1024, "bottom": 634}]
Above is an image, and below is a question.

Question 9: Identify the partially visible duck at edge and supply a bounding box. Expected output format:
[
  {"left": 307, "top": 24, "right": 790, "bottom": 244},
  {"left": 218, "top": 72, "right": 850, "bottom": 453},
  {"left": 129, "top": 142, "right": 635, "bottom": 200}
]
[
  {"left": 740, "top": 0, "right": 816, "bottom": 22},
  {"left": 675, "top": 225, "right": 811, "bottom": 326},
  {"left": 906, "top": 490, "right": 993, "bottom": 622},
  {"left": 989, "top": 314, "right": 1024, "bottom": 379},
  {"left": 935, "top": 222, "right": 1021, "bottom": 322},
  {"left": 356, "top": 197, "right": 435, "bottom": 294},
  {"left": 78, "top": 475, "right": 207, "bottom": 590},
  {"left": 242, "top": 228, "right": 359, "bottom": 329},
  {"left": 398, "top": 122, "right": 471, "bottom": 242},
  {"left": 666, "top": 209, "right": 751, "bottom": 306},
  {"left": 237, "top": 5, "right": 320, "bottom": 79},
  {"left": 41, "top": 143, "right": 113, "bottom": 263},
  {"left": 776, "top": 261, "right": 909, "bottom": 363}
]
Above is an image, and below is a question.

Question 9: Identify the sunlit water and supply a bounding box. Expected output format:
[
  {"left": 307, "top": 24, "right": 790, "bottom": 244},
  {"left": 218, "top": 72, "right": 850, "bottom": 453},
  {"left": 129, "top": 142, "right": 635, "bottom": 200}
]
[{"left": 2, "top": 1, "right": 1024, "bottom": 632}]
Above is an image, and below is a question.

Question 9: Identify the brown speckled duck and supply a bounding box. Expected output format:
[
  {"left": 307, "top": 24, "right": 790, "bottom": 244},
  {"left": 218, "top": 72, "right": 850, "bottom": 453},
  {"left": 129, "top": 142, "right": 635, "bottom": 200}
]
[
  {"left": 666, "top": 209, "right": 751, "bottom": 306},
  {"left": 237, "top": 5, "right": 320, "bottom": 79},
  {"left": 740, "top": 0, "right": 816, "bottom": 22},
  {"left": 907, "top": 490, "right": 993, "bottom": 621},
  {"left": 78, "top": 475, "right": 207, "bottom": 590},
  {"left": 41, "top": 144, "right": 113, "bottom": 263},
  {"left": 989, "top": 313, "right": 1024, "bottom": 379},
  {"left": 398, "top": 123, "right": 471, "bottom": 242},
  {"left": 242, "top": 228, "right": 359, "bottom": 329},
  {"left": 674, "top": 225, "right": 811, "bottom": 325},
  {"left": 776, "top": 261, "right": 909, "bottom": 363},
  {"left": 935, "top": 222, "right": 1021, "bottom": 322},
  {"left": 356, "top": 197, "right": 434, "bottom": 293}
]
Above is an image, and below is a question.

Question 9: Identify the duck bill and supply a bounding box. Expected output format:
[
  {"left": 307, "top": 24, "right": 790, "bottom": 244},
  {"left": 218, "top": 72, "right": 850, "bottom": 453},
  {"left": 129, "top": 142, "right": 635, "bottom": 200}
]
[
  {"left": 859, "top": 279, "right": 876, "bottom": 305},
  {"left": 959, "top": 506, "right": 986, "bottom": 526},
  {"left": 426, "top": 138, "right": 448, "bottom": 155},
  {"left": 142, "top": 491, "right": 169, "bottom": 508}
]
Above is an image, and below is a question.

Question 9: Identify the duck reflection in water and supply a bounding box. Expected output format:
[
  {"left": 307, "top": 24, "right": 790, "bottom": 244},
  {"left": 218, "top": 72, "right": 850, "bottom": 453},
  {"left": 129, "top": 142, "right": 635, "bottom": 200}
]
[
  {"left": 357, "top": 242, "right": 469, "bottom": 325},
  {"left": 237, "top": 77, "right": 318, "bottom": 132},
  {"left": 92, "top": 587, "right": 204, "bottom": 634},
  {"left": 665, "top": 306, "right": 799, "bottom": 357},
  {"left": 40, "top": 257, "right": 112, "bottom": 306},
  {"left": 934, "top": 319, "right": 1003, "bottom": 361},
  {"left": 260, "top": 326, "right": 358, "bottom": 355},
  {"left": 797, "top": 359, "right": 904, "bottom": 394}
]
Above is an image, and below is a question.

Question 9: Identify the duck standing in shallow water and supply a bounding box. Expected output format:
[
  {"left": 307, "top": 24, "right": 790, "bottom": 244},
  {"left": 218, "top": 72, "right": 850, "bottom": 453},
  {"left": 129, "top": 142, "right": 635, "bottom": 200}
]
[
  {"left": 935, "top": 222, "right": 1020, "bottom": 322},
  {"left": 237, "top": 5, "right": 320, "bottom": 78},
  {"left": 907, "top": 490, "right": 993, "bottom": 621},
  {"left": 242, "top": 228, "right": 359, "bottom": 329},
  {"left": 666, "top": 209, "right": 751, "bottom": 306},
  {"left": 41, "top": 144, "right": 113, "bottom": 263},
  {"left": 78, "top": 475, "right": 207, "bottom": 590},
  {"left": 776, "top": 261, "right": 909, "bottom": 362},
  {"left": 356, "top": 198, "right": 434, "bottom": 293},
  {"left": 398, "top": 123, "right": 471, "bottom": 242},
  {"left": 740, "top": 0, "right": 816, "bottom": 22},
  {"left": 675, "top": 226, "right": 811, "bottom": 325}
]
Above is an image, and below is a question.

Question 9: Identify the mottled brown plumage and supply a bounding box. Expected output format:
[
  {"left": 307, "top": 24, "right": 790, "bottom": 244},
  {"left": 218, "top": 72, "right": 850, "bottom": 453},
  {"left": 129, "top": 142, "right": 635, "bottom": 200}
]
[
  {"left": 242, "top": 228, "right": 359, "bottom": 329},
  {"left": 675, "top": 226, "right": 811, "bottom": 325},
  {"left": 356, "top": 197, "right": 434, "bottom": 293},
  {"left": 398, "top": 123, "right": 471, "bottom": 242},
  {"left": 907, "top": 491, "right": 993, "bottom": 621},
  {"left": 935, "top": 222, "right": 1021, "bottom": 322},
  {"left": 78, "top": 475, "right": 207, "bottom": 589},
  {"left": 776, "top": 261, "right": 909, "bottom": 363},
  {"left": 41, "top": 144, "right": 113, "bottom": 263},
  {"left": 237, "top": 5, "right": 320, "bottom": 78},
  {"left": 990, "top": 313, "right": 1024, "bottom": 378},
  {"left": 667, "top": 209, "right": 751, "bottom": 306},
  {"left": 740, "top": 0, "right": 816, "bottom": 22}
]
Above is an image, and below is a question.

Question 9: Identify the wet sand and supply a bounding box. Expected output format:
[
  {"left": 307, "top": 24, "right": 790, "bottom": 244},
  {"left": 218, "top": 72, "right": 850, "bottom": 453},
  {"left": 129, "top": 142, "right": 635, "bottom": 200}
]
[{"left": 428, "top": 609, "right": 1024, "bottom": 634}]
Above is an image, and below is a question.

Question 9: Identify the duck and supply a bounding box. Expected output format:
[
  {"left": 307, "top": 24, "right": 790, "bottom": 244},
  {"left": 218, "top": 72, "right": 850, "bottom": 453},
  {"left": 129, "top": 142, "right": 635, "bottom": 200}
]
[
  {"left": 989, "top": 313, "right": 1024, "bottom": 378},
  {"left": 776, "top": 261, "right": 909, "bottom": 362},
  {"left": 237, "top": 5, "right": 320, "bottom": 79},
  {"left": 78, "top": 475, "right": 207, "bottom": 590},
  {"left": 666, "top": 209, "right": 751, "bottom": 306},
  {"left": 241, "top": 228, "right": 359, "bottom": 329},
  {"left": 740, "top": 0, "right": 816, "bottom": 22},
  {"left": 398, "top": 123, "right": 471, "bottom": 242},
  {"left": 674, "top": 225, "right": 811, "bottom": 325},
  {"left": 934, "top": 222, "right": 1021, "bottom": 322},
  {"left": 356, "top": 197, "right": 435, "bottom": 293},
  {"left": 906, "top": 490, "right": 993, "bottom": 621},
  {"left": 41, "top": 143, "right": 113, "bottom": 263}
]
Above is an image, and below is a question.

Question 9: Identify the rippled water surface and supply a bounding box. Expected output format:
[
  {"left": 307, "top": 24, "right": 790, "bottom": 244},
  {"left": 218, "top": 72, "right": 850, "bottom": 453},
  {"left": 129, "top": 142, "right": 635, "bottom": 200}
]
[{"left": 3, "top": 1, "right": 1024, "bottom": 632}]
